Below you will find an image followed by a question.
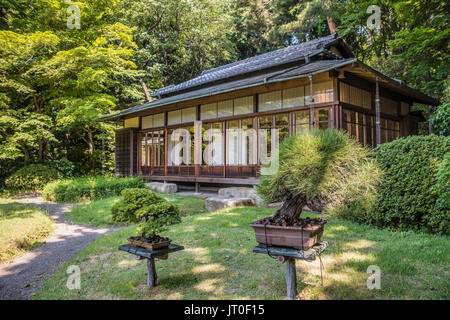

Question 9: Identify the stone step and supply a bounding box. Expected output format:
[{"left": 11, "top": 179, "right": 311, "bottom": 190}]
[
  {"left": 146, "top": 182, "right": 177, "bottom": 194},
  {"left": 205, "top": 197, "right": 256, "bottom": 212}
]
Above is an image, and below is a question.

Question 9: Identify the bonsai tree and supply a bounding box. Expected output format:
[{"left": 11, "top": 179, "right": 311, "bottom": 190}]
[
  {"left": 112, "top": 188, "right": 165, "bottom": 223},
  {"left": 135, "top": 202, "right": 181, "bottom": 242},
  {"left": 112, "top": 188, "right": 181, "bottom": 242},
  {"left": 257, "top": 129, "right": 380, "bottom": 225}
]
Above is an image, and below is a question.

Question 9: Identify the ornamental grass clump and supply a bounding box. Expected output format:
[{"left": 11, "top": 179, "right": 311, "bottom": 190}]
[
  {"left": 112, "top": 188, "right": 181, "bottom": 243},
  {"left": 257, "top": 129, "right": 381, "bottom": 225}
]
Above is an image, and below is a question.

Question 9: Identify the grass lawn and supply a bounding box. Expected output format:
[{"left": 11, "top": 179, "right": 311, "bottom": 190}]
[
  {"left": 66, "top": 193, "right": 206, "bottom": 227},
  {"left": 0, "top": 198, "right": 54, "bottom": 264},
  {"left": 34, "top": 205, "right": 449, "bottom": 300}
]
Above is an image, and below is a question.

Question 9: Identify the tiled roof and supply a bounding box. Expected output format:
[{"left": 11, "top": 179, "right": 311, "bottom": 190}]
[
  {"left": 100, "top": 58, "right": 356, "bottom": 120},
  {"left": 153, "top": 33, "right": 344, "bottom": 97}
]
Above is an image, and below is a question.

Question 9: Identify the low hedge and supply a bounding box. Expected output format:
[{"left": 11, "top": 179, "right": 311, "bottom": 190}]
[
  {"left": 5, "top": 164, "right": 59, "bottom": 191},
  {"left": 340, "top": 135, "right": 449, "bottom": 235},
  {"left": 42, "top": 176, "right": 146, "bottom": 203}
]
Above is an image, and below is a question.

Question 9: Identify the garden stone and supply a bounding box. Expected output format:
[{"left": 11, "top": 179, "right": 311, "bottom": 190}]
[
  {"left": 205, "top": 197, "right": 255, "bottom": 212},
  {"left": 146, "top": 182, "right": 177, "bottom": 194},
  {"left": 217, "top": 187, "right": 263, "bottom": 205}
]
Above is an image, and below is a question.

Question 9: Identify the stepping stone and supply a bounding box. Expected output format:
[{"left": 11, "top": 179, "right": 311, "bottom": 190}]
[
  {"left": 205, "top": 197, "right": 256, "bottom": 212},
  {"left": 146, "top": 182, "right": 177, "bottom": 194},
  {"left": 217, "top": 187, "right": 263, "bottom": 205}
]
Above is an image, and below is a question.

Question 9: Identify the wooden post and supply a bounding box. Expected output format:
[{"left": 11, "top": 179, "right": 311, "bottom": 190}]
[
  {"left": 147, "top": 258, "right": 157, "bottom": 287},
  {"left": 375, "top": 76, "right": 381, "bottom": 146},
  {"left": 308, "top": 75, "right": 315, "bottom": 129},
  {"left": 164, "top": 128, "right": 168, "bottom": 176},
  {"left": 286, "top": 257, "right": 297, "bottom": 300},
  {"left": 195, "top": 182, "right": 200, "bottom": 193}
]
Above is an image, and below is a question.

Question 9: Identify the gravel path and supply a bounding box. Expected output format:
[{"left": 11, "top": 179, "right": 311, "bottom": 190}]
[{"left": 0, "top": 196, "right": 120, "bottom": 300}]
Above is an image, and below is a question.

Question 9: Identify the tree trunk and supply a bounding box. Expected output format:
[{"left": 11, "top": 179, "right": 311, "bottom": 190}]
[
  {"left": 271, "top": 194, "right": 307, "bottom": 225},
  {"left": 140, "top": 80, "right": 152, "bottom": 102},
  {"left": 86, "top": 128, "right": 94, "bottom": 155},
  {"left": 38, "top": 139, "right": 43, "bottom": 161},
  {"left": 327, "top": 17, "right": 337, "bottom": 34}
]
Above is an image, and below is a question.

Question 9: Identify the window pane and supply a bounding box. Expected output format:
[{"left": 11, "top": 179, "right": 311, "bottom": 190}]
[
  {"left": 259, "top": 91, "right": 282, "bottom": 112},
  {"left": 124, "top": 117, "right": 139, "bottom": 128},
  {"left": 168, "top": 110, "right": 181, "bottom": 125},
  {"left": 314, "top": 80, "right": 333, "bottom": 103},
  {"left": 149, "top": 132, "right": 154, "bottom": 166},
  {"left": 141, "top": 134, "right": 147, "bottom": 166},
  {"left": 201, "top": 103, "right": 217, "bottom": 120},
  {"left": 153, "top": 113, "right": 165, "bottom": 127},
  {"left": 241, "top": 118, "right": 255, "bottom": 165},
  {"left": 314, "top": 108, "right": 330, "bottom": 129},
  {"left": 295, "top": 110, "right": 309, "bottom": 124},
  {"left": 234, "top": 96, "right": 253, "bottom": 115},
  {"left": 159, "top": 130, "right": 165, "bottom": 166},
  {"left": 226, "top": 120, "right": 239, "bottom": 165},
  {"left": 211, "top": 122, "right": 223, "bottom": 165},
  {"left": 182, "top": 107, "right": 196, "bottom": 123},
  {"left": 295, "top": 123, "right": 309, "bottom": 133},
  {"left": 142, "top": 115, "right": 153, "bottom": 129},
  {"left": 218, "top": 100, "right": 233, "bottom": 118},
  {"left": 258, "top": 116, "right": 272, "bottom": 161},
  {"left": 275, "top": 114, "right": 289, "bottom": 142},
  {"left": 283, "top": 86, "right": 305, "bottom": 108}
]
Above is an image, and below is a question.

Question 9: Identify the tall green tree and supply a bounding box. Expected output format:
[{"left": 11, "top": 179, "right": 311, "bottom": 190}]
[
  {"left": 118, "top": 0, "right": 236, "bottom": 91},
  {"left": 0, "top": 30, "right": 59, "bottom": 161}
]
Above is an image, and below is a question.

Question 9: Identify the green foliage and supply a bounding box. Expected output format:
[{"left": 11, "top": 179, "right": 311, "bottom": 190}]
[
  {"left": 47, "top": 158, "right": 75, "bottom": 178},
  {"left": 111, "top": 187, "right": 181, "bottom": 238},
  {"left": 135, "top": 201, "right": 181, "bottom": 237},
  {"left": 4, "top": 164, "right": 59, "bottom": 191},
  {"left": 432, "top": 102, "right": 450, "bottom": 136},
  {"left": 257, "top": 129, "right": 381, "bottom": 213},
  {"left": 111, "top": 188, "right": 164, "bottom": 223},
  {"left": 42, "top": 176, "right": 146, "bottom": 203},
  {"left": 428, "top": 152, "right": 450, "bottom": 234},
  {"left": 363, "top": 135, "right": 449, "bottom": 234},
  {"left": 118, "top": 0, "right": 235, "bottom": 89},
  {"left": 432, "top": 83, "right": 450, "bottom": 136},
  {"left": 429, "top": 151, "right": 450, "bottom": 233}
]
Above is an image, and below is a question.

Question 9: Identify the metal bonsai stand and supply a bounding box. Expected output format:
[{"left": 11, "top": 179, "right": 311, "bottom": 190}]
[
  {"left": 119, "top": 243, "right": 184, "bottom": 287},
  {"left": 253, "top": 241, "right": 328, "bottom": 300}
]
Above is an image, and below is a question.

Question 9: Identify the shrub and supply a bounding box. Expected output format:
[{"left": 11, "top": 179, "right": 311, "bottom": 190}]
[
  {"left": 47, "top": 158, "right": 75, "bottom": 178},
  {"left": 5, "top": 164, "right": 59, "bottom": 191},
  {"left": 111, "top": 188, "right": 164, "bottom": 223},
  {"left": 111, "top": 188, "right": 181, "bottom": 239},
  {"left": 257, "top": 129, "right": 381, "bottom": 216},
  {"left": 365, "top": 135, "right": 449, "bottom": 234},
  {"left": 428, "top": 153, "right": 450, "bottom": 234},
  {"left": 42, "top": 176, "right": 146, "bottom": 203},
  {"left": 135, "top": 202, "right": 181, "bottom": 237}
]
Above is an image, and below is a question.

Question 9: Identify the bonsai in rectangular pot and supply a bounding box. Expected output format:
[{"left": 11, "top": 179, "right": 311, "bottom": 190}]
[
  {"left": 250, "top": 194, "right": 327, "bottom": 250},
  {"left": 252, "top": 130, "right": 381, "bottom": 250}
]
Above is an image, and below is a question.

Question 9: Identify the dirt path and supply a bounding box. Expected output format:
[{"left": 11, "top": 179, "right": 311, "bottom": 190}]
[{"left": 0, "top": 196, "right": 120, "bottom": 300}]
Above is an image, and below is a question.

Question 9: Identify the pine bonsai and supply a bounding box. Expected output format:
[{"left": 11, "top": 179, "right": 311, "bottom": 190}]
[{"left": 257, "top": 129, "right": 380, "bottom": 226}]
